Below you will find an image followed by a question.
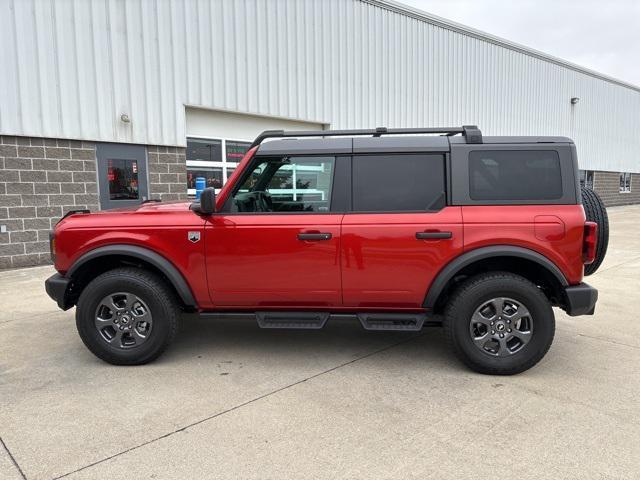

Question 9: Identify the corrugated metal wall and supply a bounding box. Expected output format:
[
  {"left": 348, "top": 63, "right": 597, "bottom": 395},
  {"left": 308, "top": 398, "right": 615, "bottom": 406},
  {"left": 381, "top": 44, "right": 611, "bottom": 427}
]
[{"left": 1, "top": 0, "right": 639, "bottom": 172}]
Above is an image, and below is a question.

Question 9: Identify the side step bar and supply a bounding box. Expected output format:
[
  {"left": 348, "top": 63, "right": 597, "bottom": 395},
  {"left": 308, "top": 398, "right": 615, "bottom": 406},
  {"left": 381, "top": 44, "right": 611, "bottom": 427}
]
[
  {"left": 357, "top": 313, "right": 426, "bottom": 331},
  {"left": 200, "top": 311, "right": 436, "bottom": 331},
  {"left": 256, "top": 311, "right": 330, "bottom": 329}
]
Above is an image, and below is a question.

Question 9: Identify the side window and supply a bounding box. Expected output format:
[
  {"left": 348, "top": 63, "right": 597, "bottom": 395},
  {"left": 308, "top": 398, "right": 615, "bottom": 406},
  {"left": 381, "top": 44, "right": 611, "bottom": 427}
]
[
  {"left": 352, "top": 154, "right": 445, "bottom": 212},
  {"left": 232, "top": 156, "right": 335, "bottom": 213},
  {"left": 469, "top": 150, "right": 562, "bottom": 201}
]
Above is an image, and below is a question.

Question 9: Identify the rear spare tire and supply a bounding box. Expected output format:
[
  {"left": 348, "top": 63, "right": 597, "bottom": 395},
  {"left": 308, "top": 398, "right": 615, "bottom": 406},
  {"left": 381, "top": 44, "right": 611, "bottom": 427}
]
[{"left": 581, "top": 186, "right": 609, "bottom": 275}]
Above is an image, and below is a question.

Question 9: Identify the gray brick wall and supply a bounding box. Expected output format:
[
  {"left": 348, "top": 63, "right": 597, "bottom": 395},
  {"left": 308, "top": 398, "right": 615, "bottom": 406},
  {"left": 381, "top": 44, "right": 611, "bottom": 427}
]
[
  {"left": 592, "top": 171, "right": 640, "bottom": 207},
  {"left": 148, "top": 146, "right": 188, "bottom": 202},
  {"left": 0, "top": 136, "right": 99, "bottom": 269}
]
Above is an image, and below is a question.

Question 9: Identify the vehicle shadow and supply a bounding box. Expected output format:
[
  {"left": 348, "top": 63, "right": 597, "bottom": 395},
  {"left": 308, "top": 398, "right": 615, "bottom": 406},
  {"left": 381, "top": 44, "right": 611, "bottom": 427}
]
[{"left": 162, "top": 313, "right": 464, "bottom": 372}]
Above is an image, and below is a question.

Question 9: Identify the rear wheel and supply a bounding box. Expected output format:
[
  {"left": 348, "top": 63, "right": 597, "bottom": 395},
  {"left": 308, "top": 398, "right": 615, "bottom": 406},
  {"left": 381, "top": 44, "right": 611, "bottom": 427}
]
[
  {"left": 581, "top": 186, "right": 609, "bottom": 275},
  {"left": 76, "top": 268, "right": 179, "bottom": 365},
  {"left": 444, "top": 272, "right": 555, "bottom": 375}
]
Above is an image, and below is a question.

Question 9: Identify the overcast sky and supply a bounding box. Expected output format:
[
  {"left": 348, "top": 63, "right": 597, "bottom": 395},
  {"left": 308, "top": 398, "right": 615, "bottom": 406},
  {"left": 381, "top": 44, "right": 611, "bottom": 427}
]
[{"left": 399, "top": 0, "right": 640, "bottom": 86}]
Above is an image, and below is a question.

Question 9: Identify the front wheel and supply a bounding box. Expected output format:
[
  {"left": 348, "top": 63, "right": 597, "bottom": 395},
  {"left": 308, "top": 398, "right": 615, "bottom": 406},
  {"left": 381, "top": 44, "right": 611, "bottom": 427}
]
[
  {"left": 76, "top": 268, "right": 179, "bottom": 365},
  {"left": 444, "top": 272, "right": 555, "bottom": 375}
]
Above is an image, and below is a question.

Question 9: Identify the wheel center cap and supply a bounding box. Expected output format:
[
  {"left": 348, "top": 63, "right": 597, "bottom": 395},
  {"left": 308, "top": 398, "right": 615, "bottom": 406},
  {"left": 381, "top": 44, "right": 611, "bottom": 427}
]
[
  {"left": 121, "top": 315, "right": 130, "bottom": 324},
  {"left": 496, "top": 322, "right": 506, "bottom": 332}
]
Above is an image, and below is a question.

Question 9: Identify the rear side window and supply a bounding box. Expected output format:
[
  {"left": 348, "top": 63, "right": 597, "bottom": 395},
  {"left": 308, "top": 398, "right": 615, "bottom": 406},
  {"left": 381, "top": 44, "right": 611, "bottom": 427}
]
[
  {"left": 352, "top": 154, "right": 445, "bottom": 212},
  {"left": 469, "top": 150, "right": 562, "bottom": 201}
]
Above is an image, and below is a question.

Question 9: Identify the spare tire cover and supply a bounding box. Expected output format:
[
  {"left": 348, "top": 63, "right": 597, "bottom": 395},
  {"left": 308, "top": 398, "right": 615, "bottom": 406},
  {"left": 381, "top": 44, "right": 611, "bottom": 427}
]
[{"left": 581, "top": 186, "right": 609, "bottom": 276}]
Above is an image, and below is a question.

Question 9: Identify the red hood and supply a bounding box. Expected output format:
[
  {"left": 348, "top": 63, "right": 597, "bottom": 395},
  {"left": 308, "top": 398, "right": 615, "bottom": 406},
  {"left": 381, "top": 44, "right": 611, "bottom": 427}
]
[
  {"left": 57, "top": 201, "right": 203, "bottom": 229},
  {"left": 89, "top": 201, "right": 192, "bottom": 214}
]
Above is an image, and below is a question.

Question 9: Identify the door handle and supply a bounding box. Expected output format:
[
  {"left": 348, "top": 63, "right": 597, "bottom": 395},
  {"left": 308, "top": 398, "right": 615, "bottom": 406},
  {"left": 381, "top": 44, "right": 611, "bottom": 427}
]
[
  {"left": 298, "top": 232, "right": 332, "bottom": 241},
  {"left": 416, "top": 231, "right": 452, "bottom": 240}
]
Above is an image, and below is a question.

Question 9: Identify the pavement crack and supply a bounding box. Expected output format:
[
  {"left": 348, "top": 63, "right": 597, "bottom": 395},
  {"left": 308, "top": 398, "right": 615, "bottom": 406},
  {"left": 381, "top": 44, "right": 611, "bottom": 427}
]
[
  {"left": 1, "top": 436, "right": 27, "bottom": 480},
  {"left": 53, "top": 333, "right": 424, "bottom": 479},
  {"left": 575, "top": 333, "right": 640, "bottom": 350}
]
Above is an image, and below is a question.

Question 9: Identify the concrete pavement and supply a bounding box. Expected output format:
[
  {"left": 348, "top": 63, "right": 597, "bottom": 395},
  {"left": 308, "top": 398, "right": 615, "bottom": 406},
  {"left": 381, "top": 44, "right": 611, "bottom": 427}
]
[{"left": 1, "top": 206, "right": 640, "bottom": 479}]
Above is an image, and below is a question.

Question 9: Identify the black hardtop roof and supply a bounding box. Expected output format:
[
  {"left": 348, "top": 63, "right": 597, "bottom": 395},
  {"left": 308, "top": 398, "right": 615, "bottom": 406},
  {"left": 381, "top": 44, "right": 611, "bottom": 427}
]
[{"left": 253, "top": 125, "right": 573, "bottom": 156}]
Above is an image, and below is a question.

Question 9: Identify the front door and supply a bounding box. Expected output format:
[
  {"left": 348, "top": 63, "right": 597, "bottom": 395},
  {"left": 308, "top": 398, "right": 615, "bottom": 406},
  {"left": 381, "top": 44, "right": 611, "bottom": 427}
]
[
  {"left": 96, "top": 143, "right": 149, "bottom": 210},
  {"left": 341, "top": 153, "right": 464, "bottom": 308},
  {"left": 205, "top": 155, "right": 342, "bottom": 307}
]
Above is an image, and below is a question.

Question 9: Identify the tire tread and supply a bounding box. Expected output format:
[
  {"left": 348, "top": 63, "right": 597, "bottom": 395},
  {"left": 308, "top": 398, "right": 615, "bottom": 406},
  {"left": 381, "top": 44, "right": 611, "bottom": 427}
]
[
  {"left": 444, "top": 271, "right": 555, "bottom": 375},
  {"left": 76, "top": 267, "right": 179, "bottom": 365}
]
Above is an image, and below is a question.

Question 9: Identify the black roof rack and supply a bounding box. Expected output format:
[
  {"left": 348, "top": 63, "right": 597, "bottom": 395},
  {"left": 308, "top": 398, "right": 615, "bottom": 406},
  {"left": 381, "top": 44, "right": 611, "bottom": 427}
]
[{"left": 250, "top": 125, "right": 482, "bottom": 148}]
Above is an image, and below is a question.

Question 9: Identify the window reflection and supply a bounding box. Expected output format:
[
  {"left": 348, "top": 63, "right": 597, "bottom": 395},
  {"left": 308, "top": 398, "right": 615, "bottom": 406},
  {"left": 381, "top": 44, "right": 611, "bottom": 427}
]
[{"left": 108, "top": 158, "right": 139, "bottom": 200}]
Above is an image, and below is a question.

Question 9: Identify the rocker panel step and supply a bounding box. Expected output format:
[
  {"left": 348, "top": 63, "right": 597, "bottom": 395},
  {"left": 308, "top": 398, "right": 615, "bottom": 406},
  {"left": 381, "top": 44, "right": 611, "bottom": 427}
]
[
  {"left": 256, "top": 311, "right": 330, "bottom": 329},
  {"left": 357, "top": 313, "right": 426, "bottom": 331}
]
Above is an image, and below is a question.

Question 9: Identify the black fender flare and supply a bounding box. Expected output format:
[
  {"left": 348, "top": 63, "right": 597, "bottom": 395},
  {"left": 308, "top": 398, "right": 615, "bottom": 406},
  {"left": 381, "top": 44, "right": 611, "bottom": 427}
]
[
  {"left": 423, "top": 245, "right": 568, "bottom": 309},
  {"left": 67, "top": 245, "right": 197, "bottom": 308}
]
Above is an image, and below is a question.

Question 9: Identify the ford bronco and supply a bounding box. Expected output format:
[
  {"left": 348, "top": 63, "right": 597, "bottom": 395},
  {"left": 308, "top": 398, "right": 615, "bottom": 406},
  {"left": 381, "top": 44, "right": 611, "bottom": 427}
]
[{"left": 45, "top": 126, "right": 607, "bottom": 375}]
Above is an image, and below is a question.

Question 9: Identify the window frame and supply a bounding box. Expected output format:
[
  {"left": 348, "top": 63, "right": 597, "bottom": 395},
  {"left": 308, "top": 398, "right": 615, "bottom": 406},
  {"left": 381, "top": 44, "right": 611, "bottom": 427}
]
[
  {"left": 348, "top": 153, "right": 447, "bottom": 214},
  {"left": 449, "top": 144, "right": 578, "bottom": 206},
  {"left": 220, "top": 154, "right": 345, "bottom": 215},
  {"left": 620, "top": 172, "right": 632, "bottom": 193},
  {"left": 186, "top": 135, "right": 252, "bottom": 197},
  {"left": 579, "top": 169, "right": 595, "bottom": 190}
]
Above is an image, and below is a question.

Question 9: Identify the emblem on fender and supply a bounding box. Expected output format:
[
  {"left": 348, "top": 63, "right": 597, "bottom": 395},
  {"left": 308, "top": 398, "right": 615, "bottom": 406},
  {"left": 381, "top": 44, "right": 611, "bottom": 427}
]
[{"left": 188, "top": 231, "right": 201, "bottom": 243}]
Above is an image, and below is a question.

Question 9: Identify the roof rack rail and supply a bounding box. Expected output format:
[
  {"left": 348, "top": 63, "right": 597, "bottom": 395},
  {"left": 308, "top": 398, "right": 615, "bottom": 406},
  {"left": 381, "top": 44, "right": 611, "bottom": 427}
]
[{"left": 249, "top": 125, "right": 482, "bottom": 148}]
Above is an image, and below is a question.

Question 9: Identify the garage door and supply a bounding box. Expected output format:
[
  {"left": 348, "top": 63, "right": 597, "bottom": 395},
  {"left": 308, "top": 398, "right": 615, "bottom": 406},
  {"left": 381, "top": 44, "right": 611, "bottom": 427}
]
[{"left": 184, "top": 108, "right": 326, "bottom": 195}]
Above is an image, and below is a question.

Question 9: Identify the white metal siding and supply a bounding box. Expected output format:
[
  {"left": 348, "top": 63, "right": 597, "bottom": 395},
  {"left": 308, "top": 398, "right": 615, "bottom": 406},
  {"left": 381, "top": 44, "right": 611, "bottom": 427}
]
[{"left": 0, "top": 0, "right": 639, "bottom": 172}]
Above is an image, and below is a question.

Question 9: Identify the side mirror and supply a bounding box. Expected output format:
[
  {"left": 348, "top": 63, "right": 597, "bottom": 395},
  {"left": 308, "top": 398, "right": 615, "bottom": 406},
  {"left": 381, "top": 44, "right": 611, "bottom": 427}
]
[{"left": 191, "top": 187, "right": 216, "bottom": 215}]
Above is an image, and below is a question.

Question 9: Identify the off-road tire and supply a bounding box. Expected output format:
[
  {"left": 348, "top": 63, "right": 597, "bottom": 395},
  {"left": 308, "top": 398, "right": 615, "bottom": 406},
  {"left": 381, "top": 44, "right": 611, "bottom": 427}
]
[
  {"left": 76, "top": 267, "right": 179, "bottom": 365},
  {"left": 581, "top": 186, "right": 609, "bottom": 276},
  {"left": 444, "top": 272, "right": 555, "bottom": 375}
]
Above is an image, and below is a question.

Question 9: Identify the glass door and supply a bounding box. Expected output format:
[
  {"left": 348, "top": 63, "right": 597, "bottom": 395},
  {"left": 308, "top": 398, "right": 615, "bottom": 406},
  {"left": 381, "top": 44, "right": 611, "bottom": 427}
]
[{"left": 96, "top": 143, "right": 149, "bottom": 210}]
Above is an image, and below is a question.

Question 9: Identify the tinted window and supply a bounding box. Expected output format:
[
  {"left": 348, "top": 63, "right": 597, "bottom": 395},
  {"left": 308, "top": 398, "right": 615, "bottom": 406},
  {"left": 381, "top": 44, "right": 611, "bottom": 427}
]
[
  {"left": 108, "top": 158, "right": 139, "bottom": 200},
  {"left": 232, "top": 157, "right": 335, "bottom": 213},
  {"left": 352, "top": 154, "right": 445, "bottom": 212},
  {"left": 469, "top": 150, "right": 562, "bottom": 201}
]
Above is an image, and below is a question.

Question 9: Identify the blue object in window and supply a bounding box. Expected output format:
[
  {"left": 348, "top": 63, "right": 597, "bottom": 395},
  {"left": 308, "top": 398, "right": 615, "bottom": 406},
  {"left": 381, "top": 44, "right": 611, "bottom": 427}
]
[{"left": 195, "top": 177, "right": 206, "bottom": 200}]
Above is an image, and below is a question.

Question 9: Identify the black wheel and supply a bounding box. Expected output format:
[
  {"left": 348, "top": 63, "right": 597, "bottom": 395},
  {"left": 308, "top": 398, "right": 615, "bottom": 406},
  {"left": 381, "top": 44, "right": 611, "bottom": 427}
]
[
  {"left": 581, "top": 186, "right": 609, "bottom": 276},
  {"left": 444, "top": 272, "right": 555, "bottom": 375},
  {"left": 76, "top": 268, "right": 179, "bottom": 365}
]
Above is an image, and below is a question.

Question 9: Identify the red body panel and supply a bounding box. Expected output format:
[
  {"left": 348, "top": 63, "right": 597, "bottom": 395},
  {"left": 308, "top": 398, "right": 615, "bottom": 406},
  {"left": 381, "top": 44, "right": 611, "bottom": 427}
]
[
  {"left": 54, "top": 202, "right": 213, "bottom": 308},
  {"left": 53, "top": 188, "right": 587, "bottom": 311},
  {"left": 341, "top": 208, "right": 464, "bottom": 308},
  {"left": 461, "top": 205, "right": 586, "bottom": 285},
  {"left": 205, "top": 214, "right": 342, "bottom": 307}
]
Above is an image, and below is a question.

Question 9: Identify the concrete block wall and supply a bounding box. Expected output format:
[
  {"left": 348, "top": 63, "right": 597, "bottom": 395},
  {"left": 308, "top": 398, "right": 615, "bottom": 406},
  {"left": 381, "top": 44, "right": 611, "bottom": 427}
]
[
  {"left": 0, "top": 136, "right": 99, "bottom": 269},
  {"left": 593, "top": 171, "right": 640, "bottom": 207},
  {"left": 0, "top": 136, "right": 188, "bottom": 269},
  {"left": 147, "top": 146, "right": 188, "bottom": 202}
]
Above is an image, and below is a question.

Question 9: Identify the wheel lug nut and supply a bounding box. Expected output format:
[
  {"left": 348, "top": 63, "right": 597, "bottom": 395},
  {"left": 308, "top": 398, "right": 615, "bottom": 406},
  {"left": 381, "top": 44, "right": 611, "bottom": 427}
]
[
  {"left": 491, "top": 330, "right": 495, "bottom": 335},
  {"left": 500, "top": 333, "right": 504, "bottom": 338},
  {"left": 508, "top": 329, "right": 512, "bottom": 332},
  {"left": 114, "top": 319, "right": 119, "bottom": 324},
  {"left": 490, "top": 322, "right": 494, "bottom": 326},
  {"left": 119, "top": 326, "right": 124, "bottom": 330}
]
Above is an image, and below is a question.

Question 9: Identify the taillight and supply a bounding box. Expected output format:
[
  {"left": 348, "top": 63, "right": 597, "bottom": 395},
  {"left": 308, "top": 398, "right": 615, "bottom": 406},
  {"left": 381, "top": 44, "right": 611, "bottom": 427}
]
[
  {"left": 583, "top": 222, "right": 597, "bottom": 264},
  {"left": 49, "top": 231, "right": 56, "bottom": 263}
]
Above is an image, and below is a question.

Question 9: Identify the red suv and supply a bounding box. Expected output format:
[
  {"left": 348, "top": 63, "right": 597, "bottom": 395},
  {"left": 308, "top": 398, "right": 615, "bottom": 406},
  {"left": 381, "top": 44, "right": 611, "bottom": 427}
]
[{"left": 45, "top": 126, "right": 607, "bottom": 375}]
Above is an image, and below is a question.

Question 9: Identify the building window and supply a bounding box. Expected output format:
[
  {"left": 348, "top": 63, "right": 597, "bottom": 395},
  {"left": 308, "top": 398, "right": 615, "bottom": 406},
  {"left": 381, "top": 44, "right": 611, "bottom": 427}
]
[
  {"left": 579, "top": 170, "right": 594, "bottom": 189},
  {"left": 108, "top": 158, "right": 139, "bottom": 200},
  {"left": 620, "top": 172, "right": 632, "bottom": 193},
  {"left": 186, "top": 137, "right": 251, "bottom": 196}
]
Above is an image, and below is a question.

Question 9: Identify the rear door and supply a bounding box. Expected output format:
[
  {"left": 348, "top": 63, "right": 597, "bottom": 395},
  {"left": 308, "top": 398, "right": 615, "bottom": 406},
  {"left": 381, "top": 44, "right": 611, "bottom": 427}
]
[{"left": 341, "top": 153, "right": 463, "bottom": 308}]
